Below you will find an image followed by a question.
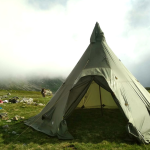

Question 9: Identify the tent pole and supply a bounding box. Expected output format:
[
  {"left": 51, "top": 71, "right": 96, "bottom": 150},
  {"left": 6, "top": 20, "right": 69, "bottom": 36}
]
[{"left": 99, "top": 86, "right": 103, "bottom": 116}]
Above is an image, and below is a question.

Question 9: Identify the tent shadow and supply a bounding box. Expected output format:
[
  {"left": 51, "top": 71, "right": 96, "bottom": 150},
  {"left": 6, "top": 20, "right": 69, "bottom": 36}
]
[
  {"left": 66, "top": 108, "right": 139, "bottom": 144},
  {"left": 1, "top": 109, "right": 139, "bottom": 146}
]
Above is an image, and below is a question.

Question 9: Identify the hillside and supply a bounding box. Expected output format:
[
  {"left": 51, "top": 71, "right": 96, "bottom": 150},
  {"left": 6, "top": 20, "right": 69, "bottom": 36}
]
[
  {"left": 0, "top": 77, "right": 149, "bottom": 93},
  {"left": 0, "top": 90, "right": 149, "bottom": 149},
  {"left": 0, "top": 77, "right": 64, "bottom": 93}
]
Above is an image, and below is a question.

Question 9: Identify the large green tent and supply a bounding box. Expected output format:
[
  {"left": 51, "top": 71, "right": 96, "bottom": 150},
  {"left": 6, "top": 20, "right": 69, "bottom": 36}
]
[{"left": 25, "top": 22, "right": 150, "bottom": 143}]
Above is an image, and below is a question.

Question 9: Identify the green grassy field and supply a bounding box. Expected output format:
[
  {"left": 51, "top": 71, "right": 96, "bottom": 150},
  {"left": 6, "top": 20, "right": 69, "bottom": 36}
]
[{"left": 0, "top": 90, "right": 149, "bottom": 150}]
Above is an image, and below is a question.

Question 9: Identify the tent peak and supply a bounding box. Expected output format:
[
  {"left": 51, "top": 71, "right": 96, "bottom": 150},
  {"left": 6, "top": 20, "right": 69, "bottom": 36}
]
[{"left": 90, "top": 22, "right": 105, "bottom": 43}]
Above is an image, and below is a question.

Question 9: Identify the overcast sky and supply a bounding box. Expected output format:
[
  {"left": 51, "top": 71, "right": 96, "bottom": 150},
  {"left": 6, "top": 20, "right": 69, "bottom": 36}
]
[{"left": 0, "top": 0, "right": 150, "bottom": 86}]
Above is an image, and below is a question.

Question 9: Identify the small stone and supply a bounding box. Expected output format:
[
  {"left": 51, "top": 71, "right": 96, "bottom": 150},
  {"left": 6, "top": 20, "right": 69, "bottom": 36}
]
[
  {"left": 2, "top": 95, "right": 7, "bottom": 98},
  {"left": 38, "top": 103, "right": 44, "bottom": 106},
  {"left": 2, "top": 124, "right": 9, "bottom": 129},
  {"left": 13, "top": 116, "right": 18, "bottom": 121},
  {"left": 27, "top": 102, "right": 32, "bottom": 105},
  {"left": 6, "top": 120, "right": 11, "bottom": 122},
  {"left": 32, "top": 102, "right": 36, "bottom": 105},
  {"left": 0, "top": 113, "right": 7, "bottom": 119},
  {"left": 20, "top": 117, "right": 25, "bottom": 119},
  {"left": 12, "top": 131, "right": 17, "bottom": 134},
  {"left": 15, "top": 115, "right": 20, "bottom": 118},
  {"left": 35, "top": 103, "right": 38, "bottom": 106},
  {"left": 20, "top": 98, "right": 33, "bottom": 103}
]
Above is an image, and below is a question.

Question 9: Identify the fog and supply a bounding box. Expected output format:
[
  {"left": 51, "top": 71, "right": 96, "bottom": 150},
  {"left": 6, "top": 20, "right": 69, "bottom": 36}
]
[{"left": 0, "top": 0, "right": 150, "bottom": 86}]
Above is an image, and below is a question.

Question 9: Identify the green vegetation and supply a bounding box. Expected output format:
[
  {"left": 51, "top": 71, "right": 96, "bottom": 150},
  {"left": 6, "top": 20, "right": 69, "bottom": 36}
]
[
  {"left": 29, "top": 78, "right": 63, "bottom": 93},
  {"left": 0, "top": 90, "right": 149, "bottom": 150},
  {"left": 145, "top": 87, "right": 150, "bottom": 93}
]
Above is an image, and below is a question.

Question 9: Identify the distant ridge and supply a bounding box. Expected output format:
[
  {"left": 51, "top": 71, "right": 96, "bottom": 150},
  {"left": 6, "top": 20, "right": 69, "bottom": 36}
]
[
  {"left": 0, "top": 77, "right": 64, "bottom": 93},
  {"left": 0, "top": 77, "right": 149, "bottom": 93}
]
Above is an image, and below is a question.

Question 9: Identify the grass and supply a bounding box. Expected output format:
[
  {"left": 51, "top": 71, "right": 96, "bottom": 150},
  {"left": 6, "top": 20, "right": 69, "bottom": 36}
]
[{"left": 0, "top": 90, "right": 149, "bottom": 150}]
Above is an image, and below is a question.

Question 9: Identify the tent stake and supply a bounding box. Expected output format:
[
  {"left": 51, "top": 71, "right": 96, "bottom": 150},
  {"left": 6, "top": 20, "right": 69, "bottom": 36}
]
[{"left": 99, "top": 86, "right": 103, "bottom": 116}]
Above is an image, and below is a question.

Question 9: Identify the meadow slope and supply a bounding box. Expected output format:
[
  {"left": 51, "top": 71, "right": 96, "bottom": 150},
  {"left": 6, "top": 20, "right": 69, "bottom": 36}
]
[{"left": 0, "top": 90, "right": 149, "bottom": 150}]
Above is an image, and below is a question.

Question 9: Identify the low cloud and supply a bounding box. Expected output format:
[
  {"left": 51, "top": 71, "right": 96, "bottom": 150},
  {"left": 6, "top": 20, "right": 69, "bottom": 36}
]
[{"left": 0, "top": 0, "right": 150, "bottom": 86}]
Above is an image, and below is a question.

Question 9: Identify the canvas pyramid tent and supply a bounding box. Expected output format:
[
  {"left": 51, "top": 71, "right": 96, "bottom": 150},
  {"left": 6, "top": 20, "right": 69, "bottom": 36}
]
[{"left": 25, "top": 22, "right": 150, "bottom": 143}]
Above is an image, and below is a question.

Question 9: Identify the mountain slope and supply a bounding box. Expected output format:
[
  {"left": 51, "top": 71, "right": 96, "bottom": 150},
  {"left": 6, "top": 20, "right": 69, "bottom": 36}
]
[{"left": 0, "top": 77, "right": 64, "bottom": 93}]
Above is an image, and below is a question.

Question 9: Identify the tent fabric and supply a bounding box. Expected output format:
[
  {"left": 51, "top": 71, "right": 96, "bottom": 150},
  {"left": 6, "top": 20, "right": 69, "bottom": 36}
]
[
  {"left": 77, "top": 81, "right": 118, "bottom": 109},
  {"left": 64, "top": 75, "right": 117, "bottom": 120},
  {"left": 25, "top": 22, "right": 150, "bottom": 143}
]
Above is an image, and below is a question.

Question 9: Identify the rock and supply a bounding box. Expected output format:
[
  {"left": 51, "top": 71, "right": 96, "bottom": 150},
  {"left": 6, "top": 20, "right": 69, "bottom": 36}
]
[
  {"left": 6, "top": 120, "right": 11, "bottom": 122},
  {"left": 32, "top": 102, "right": 36, "bottom": 105},
  {"left": 34, "top": 103, "right": 38, "bottom": 106},
  {"left": 27, "top": 102, "right": 32, "bottom": 105},
  {"left": 2, "top": 95, "right": 7, "bottom": 98},
  {"left": 2, "top": 124, "right": 9, "bottom": 129},
  {"left": 20, "top": 98, "right": 33, "bottom": 103},
  {"left": 12, "top": 131, "right": 17, "bottom": 134},
  {"left": 20, "top": 117, "right": 25, "bottom": 119},
  {"left": 0, "top": 113, "right": 7, "bottom": 119},
  {"left": 45, "top": 89, "right": 53, "bottom": 96},
  {"left": 38, "top": 103, "right": 44, "bottom": 106},
  {"left": 15, "top": 115, "right": 20, "bottom": 118},
  {"left": 7, "top": 93, "right": 11, "bottom": 95},
  {"left": 13, "top": 116, "right": 18, "bottom": 121}
]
